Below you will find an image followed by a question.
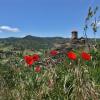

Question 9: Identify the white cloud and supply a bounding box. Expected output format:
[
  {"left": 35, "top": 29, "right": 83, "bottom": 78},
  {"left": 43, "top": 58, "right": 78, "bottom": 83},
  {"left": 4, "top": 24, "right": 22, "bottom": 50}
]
[{"left": 0, "top": 25, "right": 20, "bottom": 32}]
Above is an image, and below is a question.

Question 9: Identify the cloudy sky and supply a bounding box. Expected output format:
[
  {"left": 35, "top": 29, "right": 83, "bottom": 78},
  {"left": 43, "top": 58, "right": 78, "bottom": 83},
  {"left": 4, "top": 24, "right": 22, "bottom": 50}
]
[{"left": 0, "top": 0, "right": 100, "bottom": 38}]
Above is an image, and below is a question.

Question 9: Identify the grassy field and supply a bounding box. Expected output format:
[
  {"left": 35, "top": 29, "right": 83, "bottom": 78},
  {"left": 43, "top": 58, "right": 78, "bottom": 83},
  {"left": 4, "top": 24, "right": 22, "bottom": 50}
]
[{"left": 0, "top": 41, "right": 100, "bottom": 100}]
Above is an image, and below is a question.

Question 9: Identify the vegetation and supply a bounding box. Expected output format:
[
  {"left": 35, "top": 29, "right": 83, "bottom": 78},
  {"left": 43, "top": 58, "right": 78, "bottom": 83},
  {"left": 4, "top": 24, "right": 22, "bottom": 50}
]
[
  {"left": 0, "top": 43, "right": 100, "bottom": 100},
  {"left": 0, "top": 36, "right": 68, "bottom": 50}
]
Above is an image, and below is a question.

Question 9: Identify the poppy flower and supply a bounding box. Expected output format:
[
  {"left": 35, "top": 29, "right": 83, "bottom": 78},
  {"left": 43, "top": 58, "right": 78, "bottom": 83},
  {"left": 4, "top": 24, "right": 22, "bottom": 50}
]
[
  {"left": 24, "top": 55, "right": 34, "bottom": 66},
  {"left": 67, "top": 51, "right": 77, "bottom": 60},
  {"left": 50, "top": 50, "right": 58, "bottom": 56},
  {"left": 34, "top": 66, "right": 41, "bottom": 72},
  {"left": 32, "top": 54, "right": 40, "bottom": 61},
  {"left": 81, "top": 52, "right": 91, "bottom": 61}
]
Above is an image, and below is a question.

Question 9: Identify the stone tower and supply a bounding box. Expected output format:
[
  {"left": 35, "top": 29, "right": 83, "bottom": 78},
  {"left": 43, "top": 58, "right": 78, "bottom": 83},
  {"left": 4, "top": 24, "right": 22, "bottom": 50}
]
[
  {"left": 71, "top": 31, "right": 78, "bottom": 40},
  {"left": 71, "top": 31, "right": 78, "bottom": 44}
]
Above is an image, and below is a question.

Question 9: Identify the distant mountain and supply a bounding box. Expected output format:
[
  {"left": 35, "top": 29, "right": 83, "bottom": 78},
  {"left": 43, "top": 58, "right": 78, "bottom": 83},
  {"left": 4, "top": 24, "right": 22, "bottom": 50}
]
[{"left": 0, "top": 35, "right": 69, "bottom": 50}]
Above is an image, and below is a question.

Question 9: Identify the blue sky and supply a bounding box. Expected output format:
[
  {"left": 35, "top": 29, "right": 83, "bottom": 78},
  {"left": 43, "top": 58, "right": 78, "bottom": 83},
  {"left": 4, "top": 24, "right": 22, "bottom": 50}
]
[{"left": 0, "top": 0, "right": 100, "bottom": 38}]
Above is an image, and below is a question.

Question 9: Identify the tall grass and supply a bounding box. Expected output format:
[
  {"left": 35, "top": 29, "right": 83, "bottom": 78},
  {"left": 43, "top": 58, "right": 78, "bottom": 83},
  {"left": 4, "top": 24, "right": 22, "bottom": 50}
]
[{"left": 0, "top": 48, "right": 100, "bottom": 100}]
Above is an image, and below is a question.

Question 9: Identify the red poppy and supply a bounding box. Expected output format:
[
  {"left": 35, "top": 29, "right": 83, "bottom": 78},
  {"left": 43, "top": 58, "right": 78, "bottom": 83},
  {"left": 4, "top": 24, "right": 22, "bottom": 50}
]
[
  {"left": 50, "top": 50, "right": 58, "bottom": 56},
  {"left": 34, "top": 66, "right": 41, "bottom": 72},
  {"left": 24, "top": 54, "right": 39, "bottom": 66},
  {"left": 67, "top": 51, "right": 77, "bottom": 60},
  {"left": 32, "top": 54, "right": 40, "bottom": 61},
  {"left": 24, "top": 55, "right": 34, "bottom": 66},
  {"left": 81, "top": 52, "right": 91, "bottom": 61}
]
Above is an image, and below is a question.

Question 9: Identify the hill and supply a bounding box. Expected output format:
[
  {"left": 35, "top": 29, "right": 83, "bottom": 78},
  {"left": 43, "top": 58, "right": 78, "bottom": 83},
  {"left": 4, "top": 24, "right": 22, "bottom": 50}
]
[{"left": 0, "top": 35, "right": 69, "bottom": 50}]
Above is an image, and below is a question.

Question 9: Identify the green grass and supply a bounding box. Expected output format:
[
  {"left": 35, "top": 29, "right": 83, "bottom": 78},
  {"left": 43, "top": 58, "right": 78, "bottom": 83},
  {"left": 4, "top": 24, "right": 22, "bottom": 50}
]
[{"left": 0, "top": 44, "right": 100, "bottom": 100}]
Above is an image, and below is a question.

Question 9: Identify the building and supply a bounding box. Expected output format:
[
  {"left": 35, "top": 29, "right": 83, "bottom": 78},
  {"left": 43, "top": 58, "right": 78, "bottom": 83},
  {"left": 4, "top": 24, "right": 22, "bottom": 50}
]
[
  {"left": 71, "top": 31, "right": 85, "bottom": 44},
  {"left": 54, "top": 30, "right": 86, "bottom": 52}
]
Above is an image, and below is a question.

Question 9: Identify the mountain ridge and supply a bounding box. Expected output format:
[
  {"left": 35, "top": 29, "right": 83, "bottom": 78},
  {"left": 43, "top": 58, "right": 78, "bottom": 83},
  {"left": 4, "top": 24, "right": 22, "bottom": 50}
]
[{"left": 0, "top": 35, "right": 68, "bottom": 50}]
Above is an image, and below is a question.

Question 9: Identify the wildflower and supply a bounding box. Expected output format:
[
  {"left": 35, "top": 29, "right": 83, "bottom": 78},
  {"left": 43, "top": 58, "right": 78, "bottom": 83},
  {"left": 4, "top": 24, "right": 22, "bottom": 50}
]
[
  {"left": 50, "top": 50, "right": 58, "bottom": 56},
  {"left": 24, "top": 54, "right": 40, "bottom": 66},
  {"left": 34, "top": 66, "right": 41, "bottom": 72},
  {"left": 32, "top": 54, "right": 40, "bottom": 61},
  {"left": 24, "top": 55, "right": 34, "bottom": 66},
  {"left": 81, "top": 52, "right": 91, "bottom": 61},
  {"left": 67, "top": 51, "right": 77, "bottom": 60}
]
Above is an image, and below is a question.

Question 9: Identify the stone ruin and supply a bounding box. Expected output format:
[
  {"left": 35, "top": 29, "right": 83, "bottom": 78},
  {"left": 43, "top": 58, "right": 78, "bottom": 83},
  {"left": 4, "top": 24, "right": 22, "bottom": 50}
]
[
  {"left": 54, "top": 30, "right": 86, "bottom": 52},
  {"left": 71, "top": 31, "right": 85, "bottom": 44}
]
